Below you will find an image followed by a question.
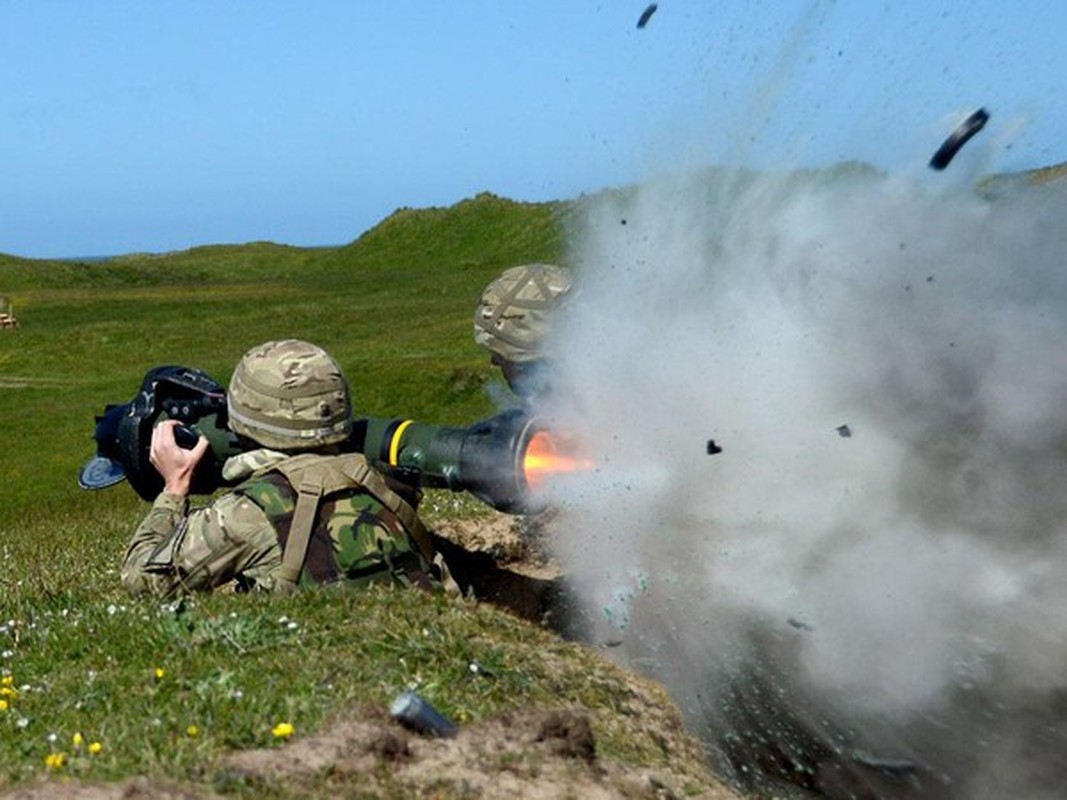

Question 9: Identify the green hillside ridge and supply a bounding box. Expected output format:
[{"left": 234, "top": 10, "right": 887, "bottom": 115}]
[{"left": 340, "top": 191, "right": 572, "bottom": 267}]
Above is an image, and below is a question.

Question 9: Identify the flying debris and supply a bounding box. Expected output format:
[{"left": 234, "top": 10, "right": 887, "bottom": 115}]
[
  {"left": 836, "top": 424, "right": 852, "bottom": 438},
  {"left": 928, "top": 108, "right": 990, "bottom": 170},
  {"left": 636, "top": 3, "right": 658, "bottom": 29},
  {"left": 706, "top": 439, "right": 723, "bottom": 455}
]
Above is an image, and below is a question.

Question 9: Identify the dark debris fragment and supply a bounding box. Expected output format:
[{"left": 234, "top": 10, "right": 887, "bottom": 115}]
[
  {"left": 836, "top": 425, "right": 852, "bottom": 438},
  {"left": 637, "top": 3, "right": 658, "bottom": 29},
  {"left": 707, "top": 439, "right": 723, "bottom": 455},
  {"left": 929, "top": 107, "right": 989, "bottom": 170}
]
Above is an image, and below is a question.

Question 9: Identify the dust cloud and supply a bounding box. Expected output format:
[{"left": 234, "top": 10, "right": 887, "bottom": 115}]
[{"left": 541, "top": 166, "right": 1067, "bottom": 798}]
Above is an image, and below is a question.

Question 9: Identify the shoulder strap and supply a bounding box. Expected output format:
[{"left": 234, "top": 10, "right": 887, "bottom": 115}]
[{"left": 276, "top": 477, "right": 322, "bottom": 590}]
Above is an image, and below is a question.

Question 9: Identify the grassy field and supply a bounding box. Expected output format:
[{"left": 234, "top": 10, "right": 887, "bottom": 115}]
[{"left": 0, "top": 193, "right": 728, "bottom": 797}]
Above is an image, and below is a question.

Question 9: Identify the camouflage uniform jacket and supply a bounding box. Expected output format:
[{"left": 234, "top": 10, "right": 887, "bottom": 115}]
[{"left": 121, "top": 448, "right": 432, "bottom": 598}]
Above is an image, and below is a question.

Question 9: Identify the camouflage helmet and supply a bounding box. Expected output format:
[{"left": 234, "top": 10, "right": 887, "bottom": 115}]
[
  {"left": 473, "top": 263, "right": 573, "bottom": 363},
  {"left": 227, "top": 339, "right": 352, "bottom": 451}
]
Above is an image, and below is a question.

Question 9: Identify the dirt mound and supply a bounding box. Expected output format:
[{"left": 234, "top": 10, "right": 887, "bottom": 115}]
[
  {"left": 431, "top": 508, "right": 592, "bottom": 638},
  {"left": 0, "top": 705, "right": 741, "bottom": 800},
  {"left": 216, "top": 703, "right": 739, "bottom": 799}
]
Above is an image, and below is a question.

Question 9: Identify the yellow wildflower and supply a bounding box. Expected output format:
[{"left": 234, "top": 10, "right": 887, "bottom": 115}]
[
  {"left": 0, "top": 686, "right": 15, "bottom": 698},
  {"left": 72, "top": 732, "right": 84, "bottom": 747},
  {"left": 271, "top": 722, "right": 295, "bottom": 739},
  {"left": 186, "top": 725, "right": 199, "bottom": 737},
  {"left": 88, "top": 742, "right": 103, "bottom": 755},
  {"left": 0, "top": 699, "right": 8, "bottom": 712},
  {"left": 44, "top": 753, "right": 66, "bottom": 769},
  {"left": 154, "top": 667, "right": 165, "bottom": 680},
  {"left": 1, "top": 675, "right": 12, "bottom": 686}
]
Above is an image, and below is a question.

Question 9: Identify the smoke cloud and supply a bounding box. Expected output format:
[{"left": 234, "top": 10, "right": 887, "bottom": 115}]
[{"left": 542, "top": 166, "right": 1067, "bottom": 798}]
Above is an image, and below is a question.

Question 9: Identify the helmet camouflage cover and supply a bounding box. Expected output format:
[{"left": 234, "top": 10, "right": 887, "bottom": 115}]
[
  {"left": 227, "top": 339, "right": 353, "bottom": 451},
  {"left": 473, "top": 263, "right": 573, "bottom": 363}
]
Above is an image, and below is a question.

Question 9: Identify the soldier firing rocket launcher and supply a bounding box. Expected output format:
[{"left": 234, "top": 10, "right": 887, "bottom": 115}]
[{"left": 78, "top": 365, "right": 587, "bottom": 514}]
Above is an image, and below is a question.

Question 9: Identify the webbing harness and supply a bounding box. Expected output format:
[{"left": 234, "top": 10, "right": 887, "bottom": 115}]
[{"left": 261, "top": 452, "right": 438, "bottom": 592}]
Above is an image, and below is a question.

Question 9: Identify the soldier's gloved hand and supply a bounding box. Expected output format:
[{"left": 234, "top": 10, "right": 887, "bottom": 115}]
[{"left": 150, "top": 420, "right": 210, "bottom": 499}]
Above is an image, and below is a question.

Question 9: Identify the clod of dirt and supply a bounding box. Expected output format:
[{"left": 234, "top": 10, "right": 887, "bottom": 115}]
[
  {"left": 366, "top": 729, "right": 412, "bottom": 762},
  {"left": 535, "top": 710, "right": 596, "bottom": 762}
]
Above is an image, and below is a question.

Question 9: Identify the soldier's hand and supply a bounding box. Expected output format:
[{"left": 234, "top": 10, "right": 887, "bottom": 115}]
[{"left": 150, "top": 419, "right": 210, "bottom": 498}]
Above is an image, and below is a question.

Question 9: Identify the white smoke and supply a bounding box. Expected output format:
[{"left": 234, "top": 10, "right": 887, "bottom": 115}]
[{"left": 542, "top": 168, "right": 1067, "bottom": 797}]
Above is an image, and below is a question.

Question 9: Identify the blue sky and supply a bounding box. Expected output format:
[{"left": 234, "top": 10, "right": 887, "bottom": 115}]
[{"left": 2, "top": 1, "right": 1066, "bottom": 258}]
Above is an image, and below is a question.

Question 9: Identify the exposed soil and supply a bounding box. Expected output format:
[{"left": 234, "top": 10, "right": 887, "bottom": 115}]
[
  {"left": 430, "top": 508, "right": 584, "bottom": 635},
  {"left": 1, "top": 704, "right": 740, "bottom": 799},
  {"left": 214, "top": 703, "right": 740, "bottom": 799},
  {"left": 0, "top": 778, "right": 218, "bottom": 800}
]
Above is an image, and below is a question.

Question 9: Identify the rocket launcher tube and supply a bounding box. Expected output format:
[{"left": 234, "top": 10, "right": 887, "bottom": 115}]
[
  {"left": 80, "top": 365, "right": 550, "bottom": 514},
  {"left": 351, "top": 408, "right": 548, "bottom": 514}
]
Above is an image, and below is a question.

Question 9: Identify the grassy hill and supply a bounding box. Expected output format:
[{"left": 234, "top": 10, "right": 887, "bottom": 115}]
[
  {"left": 0, "top": 192, "right": 737, "bottom": 798},
  {"left": 0, "top": 192, "right": 573, "bottom": 523}
]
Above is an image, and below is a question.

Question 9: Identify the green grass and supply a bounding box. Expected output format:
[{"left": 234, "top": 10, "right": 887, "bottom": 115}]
[
  {"left": 0, "top": 192, "right": 722, "bottom": 795},
  {"left": 0, "top": 584, "right": 666, "bottom": 788}
]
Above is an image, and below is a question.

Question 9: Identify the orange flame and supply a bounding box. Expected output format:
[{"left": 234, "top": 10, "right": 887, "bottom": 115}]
[{"left": 523, "top": 430, "right": 594, "bottom": 489}]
